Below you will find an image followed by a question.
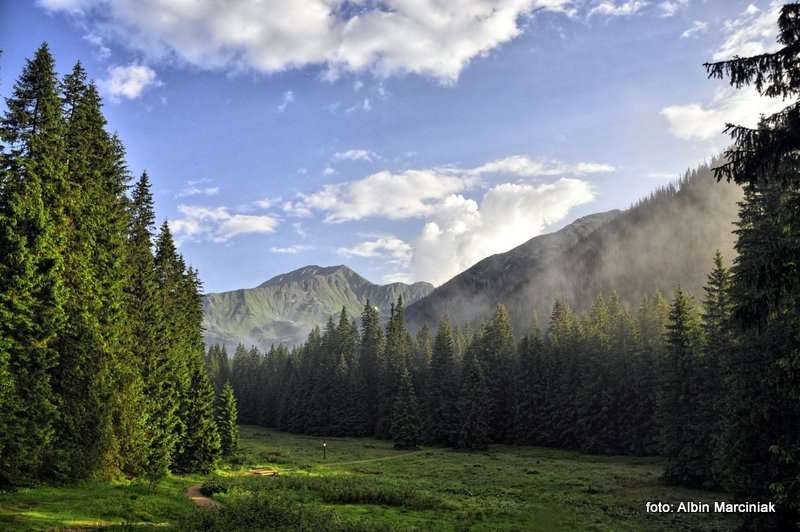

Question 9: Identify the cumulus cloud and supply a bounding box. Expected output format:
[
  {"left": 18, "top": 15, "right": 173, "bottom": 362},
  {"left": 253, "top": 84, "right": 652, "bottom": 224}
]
[
  {"left": 661, "top": 86, "right": 786, "bottom": 141},
  {"left": 412, "top": 179, "right": 594, "bottom": 284},
  {"left": 588, "top": 1, "right": 648, "bottom": 18},
  {"left": 98, "top": 63, "right": 160, "bottom": 100},
  {"left": 299, "top": 168, "right": 477, "bottom": 223},
  {"left": 338, "top": 236, "right": 412, "bottom": 266},
  {"left": 36, "top": 0, "right": 573, "bottom": 84},
  {"left": 333, "top": 149, "right": 380, "bottom": 162},
  {"left": 270, "top": 244, "right": 312, "bottom": 254},
  {"left": 171, "top": 204, "right": 278, "bottom": 243},
  {"left": 714, "top": 2, "right": 781, "bottom": 61},
  {"left": 681, "top": 20, "right": 707, "bottom": 39},
  {"left": 293, "top": 155, "right": 612, "bottom": 224}
]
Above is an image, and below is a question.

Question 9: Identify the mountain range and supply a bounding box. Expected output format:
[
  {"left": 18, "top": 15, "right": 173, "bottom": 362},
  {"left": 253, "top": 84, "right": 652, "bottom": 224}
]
[
  {"left": 203, "top": 161, "right": 742, "bottom": 349},
  {"left": 202, "top": 265, "right": 433, "bottom": 351}
]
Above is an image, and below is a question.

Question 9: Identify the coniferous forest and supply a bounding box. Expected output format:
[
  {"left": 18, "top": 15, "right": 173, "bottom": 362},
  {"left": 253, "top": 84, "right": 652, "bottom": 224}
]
[
  {"left": 2, "top": 3, "right": 800, "bottom": 531},
  {"left": 0, "top": 44, "right": 237, "bottom": 486}
]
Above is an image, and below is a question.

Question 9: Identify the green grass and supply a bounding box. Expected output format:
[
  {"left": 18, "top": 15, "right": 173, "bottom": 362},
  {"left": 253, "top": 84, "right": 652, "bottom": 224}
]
[
  {"left": 0, "top": 426, "right": 741, "bottom": 531},
  {"left": 0, "top": 475, "right": 200, "bottom": 530}
]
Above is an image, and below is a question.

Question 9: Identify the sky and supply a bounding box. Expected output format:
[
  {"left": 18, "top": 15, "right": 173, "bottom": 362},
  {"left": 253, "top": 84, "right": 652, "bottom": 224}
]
[{"left": 0, "top": 0, "right": 787, "bottom": 292}]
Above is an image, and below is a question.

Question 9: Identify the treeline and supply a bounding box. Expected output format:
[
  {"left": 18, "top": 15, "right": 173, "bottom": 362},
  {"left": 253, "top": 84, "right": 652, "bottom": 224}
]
[
  {"left": 211, "top": 260, "right": 720, "bottom": 458},
  {"left": 0, "top": 44, "right": 237, "bottom": 485}
]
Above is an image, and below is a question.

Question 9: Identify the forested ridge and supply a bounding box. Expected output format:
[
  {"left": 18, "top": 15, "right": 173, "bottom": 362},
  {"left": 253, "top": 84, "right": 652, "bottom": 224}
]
[{"left": 0, "top": 45, "right": 237, "bottom": 485}]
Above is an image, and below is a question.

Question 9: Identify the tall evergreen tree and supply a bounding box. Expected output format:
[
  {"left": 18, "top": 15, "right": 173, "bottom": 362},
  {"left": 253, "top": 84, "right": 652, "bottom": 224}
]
[
  {"left": 700, "top": 252, "right": 732, "bottom": 486},
  {"left": 390, "top": 366, "right": 421, "bottom": 450},
  {"left": 659, "top": 289, "right": 705, "bottom": 487},
  {"left": 216, "top": 382, "right": 239, "bottom": 457},
  {"left": 457, "top": 343, "right": 490, "bottom": 451},
  {"left": 704, "top": 5, "right": 800, "bottom": 525},
  {"left": 359, "top": 301, "right": 384, "bottom": 434},
  {"left": 479, "top": 305, "right": 516, "bottom": 442},
  {"left": 0, "top": 43, "right": 67, "bottom": 483},
  {"left": 173, "top": 354, "right": 221, "bottom": 473},
  {"left": 426, "top": 319, "right": 460, "bottom": 445}
]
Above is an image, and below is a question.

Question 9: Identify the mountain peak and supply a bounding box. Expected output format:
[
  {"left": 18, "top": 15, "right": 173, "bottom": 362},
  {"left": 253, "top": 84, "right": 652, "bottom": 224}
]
[{"left": 259, "top": 264, "right": 363, "bottom": 287}]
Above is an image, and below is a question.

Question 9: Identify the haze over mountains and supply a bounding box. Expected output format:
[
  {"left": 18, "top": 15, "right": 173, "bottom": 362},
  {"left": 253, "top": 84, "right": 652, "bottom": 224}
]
[
  {"left": 202, "top": 265, "right": 433, "bottom": 350},
  {"left": 203, "top": 161, "right": 742, "bottom": 348},
  {"left": 405, "top": 161, "right": 742, "bottom": 333}
]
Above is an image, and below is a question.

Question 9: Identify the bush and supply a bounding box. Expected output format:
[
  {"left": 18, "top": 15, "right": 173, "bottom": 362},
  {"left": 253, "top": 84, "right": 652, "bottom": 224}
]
[{"left": 200, "top": 480, "right": 228, "bottom": 497}]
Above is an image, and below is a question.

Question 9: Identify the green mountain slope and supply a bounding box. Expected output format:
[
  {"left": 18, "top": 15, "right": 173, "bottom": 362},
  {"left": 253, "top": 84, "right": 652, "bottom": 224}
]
[
  {"left": 405, "top": 161, "right": 742, "bottom": 333},
  {"left": 203, "top": 265, "right": 433, "bottom": 350}
]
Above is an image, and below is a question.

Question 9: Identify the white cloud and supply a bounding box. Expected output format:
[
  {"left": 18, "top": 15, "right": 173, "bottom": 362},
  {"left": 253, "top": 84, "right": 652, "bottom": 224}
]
[
  {"left": 714, "top": 2, "right": 781, "bottom": 61},
  {"left": 589, "top": 1, "right": 648, "bottom": 18},
  {"left": 681, "top": 20, "right": 707, "bottom": 39},
  {"left": 270, "top": 244, "right": 312, "bottom": 254},
  {"left": 98, "top": 63, "right": 160, "bottom": 100},
  {"left": 283, "top": 201, "right": 313, "bottom": 218},
  {"left": 293, "top": 222, "right": 308, "bottom": 239},
  {"left": 658, "top": 0, "right": 688, "bottom": 17},
  {"left": 661, "top": 86, "right": 786, "bottom": 141},
  {"left": 254, "top": 197, "right": 280, "bottom": 209},
  {"left": 37, "top": 0, "right": 573, "bottom": 84},
  {"left": 353, "top": 80, "right": 364, "bottom": 92},
  {"left": 296, "top": 155, "right": 612, "bottom": 224},
  {"left": 171, "top": 204, "right": 278, "bottom": 243},
  {"left": 333, "top": 149, "right": 379, "bottom": 162},
  {"left": 300, "top": 169, "right": 477, "bottom": 223},
  {"left": 176, "top": 185, "right": 220, "bottom": 198},
  {"left": 338, "top": 236, "right": 412, "bottom": 266},
  {"left": 322, "top": 167, "right": 337, "bottom": 176},
  {"left": 469, "top": 155, "right": 615, "bottom": 177},
  {"left": 412, "top": 179, "right": 594, "bottom": 284},
  {"left": 83, "top": 32, "right": 111, "bottom": 59},
  {"left": 277, "top": 90, "right": 294, "bottom": 112}
]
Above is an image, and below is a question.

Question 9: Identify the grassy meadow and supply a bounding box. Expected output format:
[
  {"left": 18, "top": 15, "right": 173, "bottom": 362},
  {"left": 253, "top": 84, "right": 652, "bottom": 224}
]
[{"left": 0, "top": 425, "right": 740, "bottom": 531}]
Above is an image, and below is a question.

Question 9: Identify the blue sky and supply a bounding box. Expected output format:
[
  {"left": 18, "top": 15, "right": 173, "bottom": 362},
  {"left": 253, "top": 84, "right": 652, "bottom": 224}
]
[{"left": 0, "top": 0, "right": 785, "bottom": 292}]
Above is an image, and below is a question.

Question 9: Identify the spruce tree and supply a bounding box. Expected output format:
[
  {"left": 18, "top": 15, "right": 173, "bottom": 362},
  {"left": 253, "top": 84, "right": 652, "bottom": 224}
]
[
  {"left": 391, "top": 366, "right": 421, "bottom": 450},
  {"left": 659, "top": 289, "right": 705, "bottom": 487},
  {"left": 173, "top": 354, "right": 221, "bottom": 473},
  {"left": 127, "top": 175, "right": 175, "bottom": 482},
  {"left": 457, "top": 343, "right": 491, "bottom": 451},
  {"left": 513, "top": 324, "right": 546, "bottom": 445},
  {"left": 700, "top": 252, "right": 732, "bottom": 486},
  {"left": 0, "top": 43, "right": 67, "bottom": 483},
  {"left": 51, "top": 64, "right": 125, "bottom": 480},
  {"left": 359, "top": 301, "right": 384, "bottom": 434},
  {"left": 216, "top": 382, "right": 239, "bottom": 457},
  {"left": 426, "top": 319, "right": 460, "bottom": 445},
  {"left": 704, "top": 5, "right": 800, "bottom": 524},
  {"left": 479, "top": 305, "right": 516, "bottom": 442}
]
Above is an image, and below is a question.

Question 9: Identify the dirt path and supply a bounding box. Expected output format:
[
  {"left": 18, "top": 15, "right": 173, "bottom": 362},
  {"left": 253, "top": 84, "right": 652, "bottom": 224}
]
[{"left": 185, "top": 484, "right": 221, "bottom": 509}]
